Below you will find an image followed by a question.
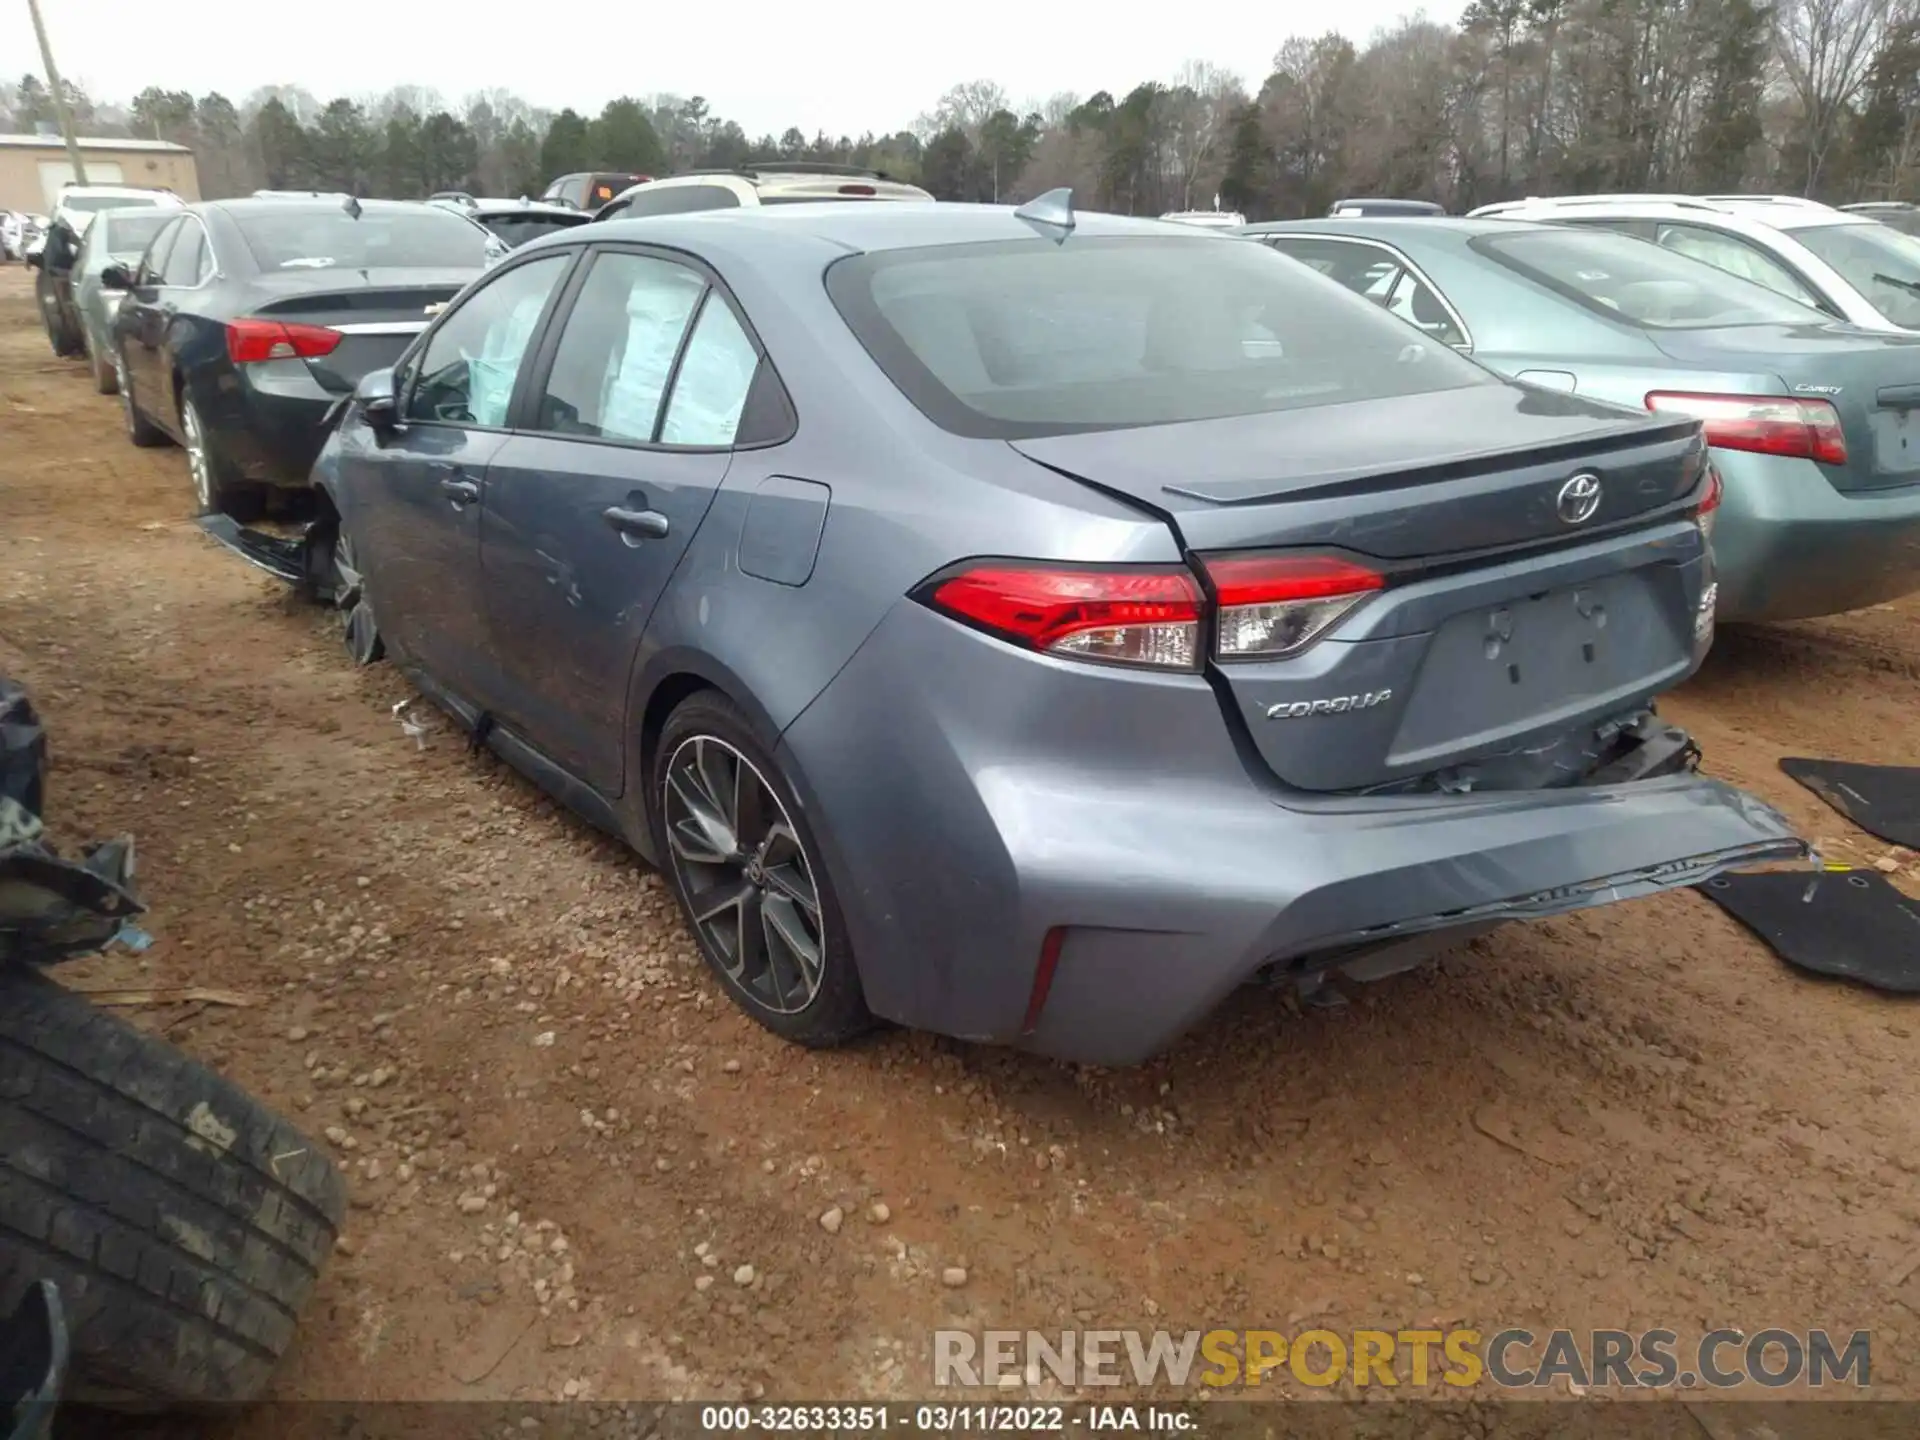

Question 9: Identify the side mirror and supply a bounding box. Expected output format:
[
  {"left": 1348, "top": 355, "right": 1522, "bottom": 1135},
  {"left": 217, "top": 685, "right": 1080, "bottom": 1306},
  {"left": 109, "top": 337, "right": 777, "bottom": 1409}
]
[
  {"left": 99, "top": 261, "right": 133, "bottom": 291},
  {"left": 355, "top": 367, "right": 400, "bottom": 429}
]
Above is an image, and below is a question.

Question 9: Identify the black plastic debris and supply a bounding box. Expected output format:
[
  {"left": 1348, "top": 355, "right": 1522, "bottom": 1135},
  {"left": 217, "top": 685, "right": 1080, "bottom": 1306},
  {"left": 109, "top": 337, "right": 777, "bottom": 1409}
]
[
  {"left": 0, "top": 677, "right": 46, "bottom": 821},
  {"left": 1698, "top": 868, "right": 1920, "bottom": 994},
  {"left": 1780, "top": 756, "right": 1920, "bottom": 849},
  {"left": 195, "top": 514, "right": 311, "bottom": 586}
]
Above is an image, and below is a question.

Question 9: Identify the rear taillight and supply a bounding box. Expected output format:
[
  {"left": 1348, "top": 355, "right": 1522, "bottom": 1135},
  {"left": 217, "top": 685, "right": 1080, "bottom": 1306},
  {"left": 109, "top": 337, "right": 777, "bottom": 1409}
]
[
  {"left": 226, "top": 318, "right": 342, "bottom": 364},
  {"left": 922, "top": 563, "right": 1203, "bottom": 670},
  {"left": 1200, "top": 553, "right": 1385, "bottom": 661},
  {"left": 1645, "top": 391, "right": 1847, "bottom": 466},
  {"left": 1695, "top": 463, "right": 1723, "bottom": 543}
]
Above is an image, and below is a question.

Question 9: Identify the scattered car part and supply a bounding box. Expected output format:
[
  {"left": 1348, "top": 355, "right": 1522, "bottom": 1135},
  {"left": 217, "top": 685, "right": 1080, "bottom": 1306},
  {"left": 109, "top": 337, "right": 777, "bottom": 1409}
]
[
  {"left": 1699, "top": 868, "right": 1920, "bottom": 993},
  {"left": 1779, "top": 756, "right": 1920, "bottom": 847}
]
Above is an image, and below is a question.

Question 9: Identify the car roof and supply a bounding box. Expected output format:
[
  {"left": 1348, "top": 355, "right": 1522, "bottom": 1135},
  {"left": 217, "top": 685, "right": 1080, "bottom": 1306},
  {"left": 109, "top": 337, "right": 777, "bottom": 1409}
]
[
  {"left": 578, "top": 201, "right": 1219, "bottom": 255},
  {"left": 471, "top": 198, "right": 584, "bottom": 217},
  {"left": 1242, "top": 215, "right": 1559, "bottom": 241},
  {"left": 203, "top": 197, "right": 451, "bottom": 218}
]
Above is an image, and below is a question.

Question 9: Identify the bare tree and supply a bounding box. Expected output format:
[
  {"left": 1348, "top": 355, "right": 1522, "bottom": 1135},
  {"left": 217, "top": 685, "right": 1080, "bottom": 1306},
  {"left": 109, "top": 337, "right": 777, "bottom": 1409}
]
[
  {"left": 1774, "top": 0, "right": 1896, "bottom": 189},
  {"left": 916, "top": 80, "right": 1012, "bottom": 144},
  {"left": 1163, "top": 60, "right": 1246, "bottom": 208}
]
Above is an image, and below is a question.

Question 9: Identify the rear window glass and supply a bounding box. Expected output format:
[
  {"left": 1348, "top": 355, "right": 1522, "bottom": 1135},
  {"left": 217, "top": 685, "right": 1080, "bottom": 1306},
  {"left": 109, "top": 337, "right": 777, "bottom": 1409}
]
[
  {"left": 62, "top": 194, "right": 164, "bottom": 214},
  {"left": 825, "top": 235, "right": 1497, "bottom": 439},
  {"left": 232, "top": 206, "right": 490, "bottom": 271},
  {"left": 103, "top": 212, "right": 172, "bottom": 255},
  {"left": 481, "top": 213, "right": 589, "bottom": 247},
  {"left": 1790, "top": 222, "right": 1920, "bottom": 327},
  {"left": 1474, "top": 228, "right": 1825, "bottom": 329}
]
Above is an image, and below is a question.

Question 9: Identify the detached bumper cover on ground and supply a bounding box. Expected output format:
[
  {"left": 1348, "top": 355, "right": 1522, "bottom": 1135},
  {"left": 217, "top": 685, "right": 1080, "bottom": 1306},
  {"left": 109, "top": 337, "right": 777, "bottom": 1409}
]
[{"left": 786, "top": 602, "right": 1812, "bottom": 1066}]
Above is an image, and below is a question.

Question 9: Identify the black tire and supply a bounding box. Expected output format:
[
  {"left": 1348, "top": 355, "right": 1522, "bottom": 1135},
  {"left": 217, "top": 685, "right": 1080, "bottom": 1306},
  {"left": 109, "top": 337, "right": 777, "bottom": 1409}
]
[
  {"left": 0, "top": 967, "right": 347, "bottom": 1405},
  {"left": 115, "top": 351, "right": 169, "bottom": 449},
  {"left": 87, "top": 332, "right": 117, "bottom": 395},
  {"left": 652, "top": 691, "right": 872, "bottom": 1048},
  {"left": 180, "top": 392, "right": 263, "bottom": 522},
  {"left": 37, "top": 290, "right": 79, "bottom": 360},
  {"left": 327, "top": 517, "right": 384, "bottom": 666}
]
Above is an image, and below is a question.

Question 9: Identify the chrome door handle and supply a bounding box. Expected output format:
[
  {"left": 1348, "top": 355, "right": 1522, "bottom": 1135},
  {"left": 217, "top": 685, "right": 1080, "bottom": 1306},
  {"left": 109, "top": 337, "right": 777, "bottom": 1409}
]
[{"left": 439, "top": 476, "right": 480, "bottom": 505}]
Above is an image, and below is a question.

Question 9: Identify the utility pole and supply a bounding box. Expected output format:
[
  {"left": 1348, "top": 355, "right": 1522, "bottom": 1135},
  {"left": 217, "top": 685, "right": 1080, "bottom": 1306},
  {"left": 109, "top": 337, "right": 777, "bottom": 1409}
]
[{"left": 25, "top": 0, "right": 88, "bottom": 187}]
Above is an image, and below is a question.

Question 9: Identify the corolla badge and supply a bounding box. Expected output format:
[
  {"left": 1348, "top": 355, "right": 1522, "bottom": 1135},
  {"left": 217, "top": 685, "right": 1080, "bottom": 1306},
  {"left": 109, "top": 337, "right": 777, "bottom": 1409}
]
[
  {"left": 1556, "top": 471, "right": 1602, "bottom": 525},
  {"left": 1266, "top": 689, "right": 1393, "bottom": 720}
]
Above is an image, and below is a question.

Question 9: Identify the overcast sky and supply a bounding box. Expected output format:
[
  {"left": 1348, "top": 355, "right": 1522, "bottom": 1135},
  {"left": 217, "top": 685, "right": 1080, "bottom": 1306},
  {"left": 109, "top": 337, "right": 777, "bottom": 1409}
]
[{"left": 6, "top": 0, "right": 1455, "bottom": 139}]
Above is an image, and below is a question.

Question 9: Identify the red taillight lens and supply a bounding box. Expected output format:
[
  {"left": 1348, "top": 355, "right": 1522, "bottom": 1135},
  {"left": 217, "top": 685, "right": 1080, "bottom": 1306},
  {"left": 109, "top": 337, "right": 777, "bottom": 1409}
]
[
  {"left": 1695, "top": 463, "right": 1723, "bottom": 542},
  {"left": 226, "top": 318, "right": 342, "bottom": 364},
  {"left": 924, "top": 563, "right": 1203, "bottom": 670},
  {"left": 1645, "top": 391, "right": 1847, "bottom": 466},
  {"left": 838, "top": 184, "right": 877, "bottom": 196},
  {"left": 1200, "top": 553, "right": 1385, "bottom": 661}
]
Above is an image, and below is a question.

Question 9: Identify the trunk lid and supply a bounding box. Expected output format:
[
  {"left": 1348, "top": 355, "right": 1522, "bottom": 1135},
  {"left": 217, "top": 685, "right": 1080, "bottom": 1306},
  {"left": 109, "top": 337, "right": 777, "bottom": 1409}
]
[
  {"left": 1649, "top": 320, "right": 1920, "bottom": 493},
  {"left": 1011, "top": 384, "right": 1712, "bottom": 794},
  {"left": 239, "top": 267, "right": 475, "bottom": 394}
]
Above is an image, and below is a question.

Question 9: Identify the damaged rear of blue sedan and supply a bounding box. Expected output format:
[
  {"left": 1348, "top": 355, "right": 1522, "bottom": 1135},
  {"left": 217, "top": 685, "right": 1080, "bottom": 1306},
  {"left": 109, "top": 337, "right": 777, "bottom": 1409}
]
[{"left": 204, "top": 194, "right": 1808, "bottom": 1065}]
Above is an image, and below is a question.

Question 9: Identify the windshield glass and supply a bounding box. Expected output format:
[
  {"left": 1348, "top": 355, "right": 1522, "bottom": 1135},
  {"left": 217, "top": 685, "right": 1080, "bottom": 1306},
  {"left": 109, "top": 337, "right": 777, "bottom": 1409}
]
[
  {"left": 1476, "top": 228, "right": 1827, "bottom": 329},
  {"left": 96, "top": 211, "right": 172, "bottom": 263},
  {"left": 1792, "top": 222, "right": 1920, "bottom": 326},
  {"left": 62, "top": 194, "right": 164, "bottom": 214},
  {"left": 232, "top": 206, "right": 490, "bottom": 271},
  {"left": 826, "top": 235, "right": 1497, "bottom": 439},
  {"left": 481, "top": 213, "right": 588, "bottom": 247}
]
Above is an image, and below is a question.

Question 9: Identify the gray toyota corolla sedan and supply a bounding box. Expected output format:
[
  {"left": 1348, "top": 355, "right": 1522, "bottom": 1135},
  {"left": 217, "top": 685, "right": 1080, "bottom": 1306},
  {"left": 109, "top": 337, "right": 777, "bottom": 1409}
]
[{"left": 239, "top": 199, "right": 1807, "bottom": 1065}]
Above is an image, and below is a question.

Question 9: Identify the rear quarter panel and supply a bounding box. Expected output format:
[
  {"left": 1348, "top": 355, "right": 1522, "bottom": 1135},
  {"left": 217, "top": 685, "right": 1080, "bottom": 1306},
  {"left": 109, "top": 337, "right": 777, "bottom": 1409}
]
[{"left": 618, "top": 228, "right": 1182, "bottom": 822}]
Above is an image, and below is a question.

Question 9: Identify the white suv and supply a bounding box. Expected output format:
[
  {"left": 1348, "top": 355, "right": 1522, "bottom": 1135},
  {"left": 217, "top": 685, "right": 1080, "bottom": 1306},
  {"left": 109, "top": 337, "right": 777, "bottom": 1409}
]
[
  {"left": 1468, "top": 193, "right": 1920, "bottom": 332},
  {"left": 51, "top": 183, "right": 182, "bottom": 237},
  {"left": 594, "top": 162, "right": 932, "bottom": 220}
]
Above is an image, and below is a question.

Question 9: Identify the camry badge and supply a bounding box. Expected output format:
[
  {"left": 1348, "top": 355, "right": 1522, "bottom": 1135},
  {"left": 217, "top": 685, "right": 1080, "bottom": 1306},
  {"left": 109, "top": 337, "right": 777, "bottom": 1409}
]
[{"left": 1556, "top": 471, "right": 1602, "bottom": 525}]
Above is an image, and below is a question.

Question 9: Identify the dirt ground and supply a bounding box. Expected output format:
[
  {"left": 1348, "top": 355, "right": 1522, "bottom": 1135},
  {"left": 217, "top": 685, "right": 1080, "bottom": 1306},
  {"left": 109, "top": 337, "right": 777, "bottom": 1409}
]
[{"left": 3, "top": 265, "right": 1918, "bottom": 1417}]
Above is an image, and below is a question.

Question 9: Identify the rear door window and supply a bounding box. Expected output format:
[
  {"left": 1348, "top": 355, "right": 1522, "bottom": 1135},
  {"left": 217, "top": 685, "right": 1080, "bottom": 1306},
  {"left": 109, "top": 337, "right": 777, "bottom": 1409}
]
[{"left": 535, "top": 251, "right": 706, "bottom": 442}]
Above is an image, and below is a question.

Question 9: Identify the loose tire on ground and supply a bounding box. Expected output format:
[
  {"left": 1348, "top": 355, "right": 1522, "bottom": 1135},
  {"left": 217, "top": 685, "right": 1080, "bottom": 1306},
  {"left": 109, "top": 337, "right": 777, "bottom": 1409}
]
[{"left": 0, "top": 967, "right": 347, "bottom": 1404}]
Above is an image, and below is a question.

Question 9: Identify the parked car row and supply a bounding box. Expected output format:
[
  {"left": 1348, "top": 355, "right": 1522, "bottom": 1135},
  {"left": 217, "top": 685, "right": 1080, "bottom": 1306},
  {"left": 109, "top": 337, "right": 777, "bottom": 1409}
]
[
  {"left": 1252, "top": 194, "right": 1920, "bottom": 624},
  {"left": 28, "top": 173, "right": 1863, "bottom": 1067}
]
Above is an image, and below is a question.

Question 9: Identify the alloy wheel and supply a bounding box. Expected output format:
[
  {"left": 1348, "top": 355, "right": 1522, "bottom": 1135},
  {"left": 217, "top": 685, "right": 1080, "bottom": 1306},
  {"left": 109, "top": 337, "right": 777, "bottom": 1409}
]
[
  {"left": 182, "top": 400, "right": 212, "bottom": 511},
  {"left": 661, "top": 735, "right": 825, "bottom": 1015}
]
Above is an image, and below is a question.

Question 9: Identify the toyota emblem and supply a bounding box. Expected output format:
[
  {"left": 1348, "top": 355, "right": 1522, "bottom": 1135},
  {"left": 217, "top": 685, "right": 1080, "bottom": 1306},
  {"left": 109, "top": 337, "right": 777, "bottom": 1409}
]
[{"left": 1556, "top": 472, "right": 1602, "bottom": 525}]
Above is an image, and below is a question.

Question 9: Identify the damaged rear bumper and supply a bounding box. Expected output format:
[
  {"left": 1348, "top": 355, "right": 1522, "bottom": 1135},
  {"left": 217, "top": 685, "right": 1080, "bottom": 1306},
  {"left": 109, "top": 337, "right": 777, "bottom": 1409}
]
[{"left": 781, "top": 601, "right": 1812, "bottom": 1067}]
